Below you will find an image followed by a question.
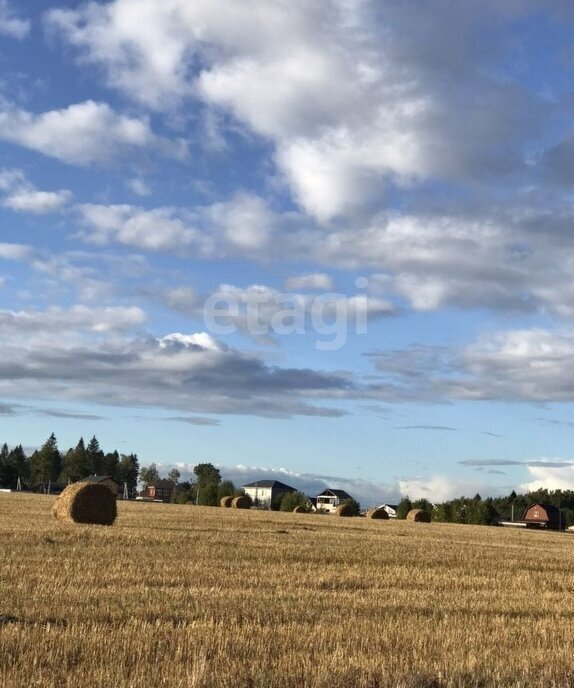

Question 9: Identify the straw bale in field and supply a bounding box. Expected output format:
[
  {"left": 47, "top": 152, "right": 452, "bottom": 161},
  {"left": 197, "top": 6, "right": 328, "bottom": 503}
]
[
  {"left": 407, "top": 508, "right": 431, "bottom": 523},
  {"left": 367, "top": 508, "right": 389, "bottom": 520},
  {"left": 293, "top": 505, "right": 307, "bottom": 513},
  {"left": 220, "top": 496, "right": 234, "bottom": 508},
  {"left": 335, "top": 502, "right": 355, "bottom": 517},
  {"left": 232, "top": 495, "right": 251, "bottom": 509},
  {"left": 52, "top": 482, "right": 117, "bottom": 526}
]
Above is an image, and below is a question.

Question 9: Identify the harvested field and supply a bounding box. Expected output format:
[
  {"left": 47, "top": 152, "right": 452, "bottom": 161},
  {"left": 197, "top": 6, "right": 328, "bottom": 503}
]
[{"left": 1, "top": 492, "right": 574, "bottom": 688}]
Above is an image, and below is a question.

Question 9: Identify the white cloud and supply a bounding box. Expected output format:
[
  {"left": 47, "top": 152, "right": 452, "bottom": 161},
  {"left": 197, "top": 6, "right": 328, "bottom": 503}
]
[
  {"left": 221, "top": 464, "right": 401, "bottom": 508},
  {"left": 0, "top": 242, "right": 33, "bottom": 261},
  {"left": 46, "top": 0, "right": 544, "bottom": 220},
  {"left": 284, "top": 273, "right": 334, "bottom": 291},
  {"left": 198, "top": 282, "right": 394, "bottom": 345},
  {"left": 165, "top": 286, "right": 199, "bottom": 314},
  {"left": 126, "top": 178, "right": 151, "bottom": 196},
  {"left": 76, "top": 194, "right": 280, "bottom": 258},
  {"left": 77, "top": 204, "right": 203, "bottom": 253},
  {"left": 158, "top": 331, "right": 224, "bottom": 352},
  {"left": 520, "top": 462, "right": 574, "bottom": 493},
  {"left": 370, "top": 327, "right": 574, "bottom": 404},
  {"left": 0, "top": 168, "right": 72, "bottom": 214},
  {"left": 4, "top": 189, "right": 72, "bottom": 214},
  {"left": 0, "top": 0, "right": 30, "bottom": 39},
  {"left": 0, "top": 305, "right": 146, "bottom": 339},
  {"left": 398, "top": 474, "right": 505, "bottom": 502},
  {"left": 456, "top": 329, "right": 574, "bottom": 401},
  {"left": 208, "top": 192, "right": 273, "bottom": 252},
  {"left": 0, "top": 101, "right": 183, "bottom": 166}
]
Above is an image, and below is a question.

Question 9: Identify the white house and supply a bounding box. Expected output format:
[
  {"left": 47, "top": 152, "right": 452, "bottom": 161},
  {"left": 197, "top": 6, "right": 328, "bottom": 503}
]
[
  {"left": 315, "top": 488, "right": 354, "bottom": 513},
  {"left": 242, "top": 480, "right": 296, "bottom": 508},
  {"left": 379, "top": 504, "right": 398, "bottom": 518}
]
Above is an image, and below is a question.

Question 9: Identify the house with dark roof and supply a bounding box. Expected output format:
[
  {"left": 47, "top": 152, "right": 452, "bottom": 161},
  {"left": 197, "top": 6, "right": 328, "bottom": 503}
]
[
  {"left": 242, "top": 480, "right": 296, "bottom": 508},
  {"left": 142, "top": 479, "right": 176, "bottom": 503},
  {"left": 522, "top": 503, "right": 566, "bottom": 531},
  {"left": 316, "top": 488, "right": 354, "bottom": 513},
  {"left": 81, "top": 475, "right": 119, "bottom": 496}
]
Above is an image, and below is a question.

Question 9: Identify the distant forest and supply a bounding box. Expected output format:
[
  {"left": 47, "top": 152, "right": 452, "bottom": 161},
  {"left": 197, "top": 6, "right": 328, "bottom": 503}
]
[
  {"left": 0, "top": 433, "right": 139, "bottom": 497},
  {"left": 396, "top": 491, "right": 574, "bottom": 527}
]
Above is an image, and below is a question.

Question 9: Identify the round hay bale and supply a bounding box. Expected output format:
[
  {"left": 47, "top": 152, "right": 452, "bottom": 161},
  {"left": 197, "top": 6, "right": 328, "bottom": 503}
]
[
  {"left": 367, "top": 508, "right": 389, "bottom": 520},
  {"left": 232, "top": 495, "right": 251, "bottom": 509},
  {"left": 220, "top": 496, "right": 234, "bottom": 508},
  {"left": 407, "top": 508, "right": 431, "bottom": 523},
  {"left": 52, "top": 482, "right": 117, "bottom": 526},
  {"left": 293, "top": 505, "right": 307, "bottom": 513},
  {"left": 335, "top": 502, "right": 355, "bottom": 517}
]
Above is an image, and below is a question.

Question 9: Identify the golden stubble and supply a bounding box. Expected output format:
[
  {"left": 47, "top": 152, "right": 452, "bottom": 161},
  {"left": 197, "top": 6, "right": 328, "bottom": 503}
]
[{"left": 1, "top": 493, "right": 573, "bottom": 688}]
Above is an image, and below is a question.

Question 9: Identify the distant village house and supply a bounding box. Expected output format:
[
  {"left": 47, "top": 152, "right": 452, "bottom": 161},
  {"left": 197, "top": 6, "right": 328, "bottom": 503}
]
[
  {"left": 242, "top": 480, "right": 296, "bottom": 508},
  {"left": 316, "top": 488, "right": 354, "bottom": 513},
  {"left": 142, "top": 479, "right": 175, "bottom": 503},
  {"left": 522, "top": 503, "right": 566, "bottom": 531},
  {"left": 81, "top": 475, "right": 119, "bottom": 496}
]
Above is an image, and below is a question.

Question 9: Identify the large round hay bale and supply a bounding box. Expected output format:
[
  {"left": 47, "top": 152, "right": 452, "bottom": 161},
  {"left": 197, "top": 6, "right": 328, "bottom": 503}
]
[
  {"left": 407, "top": 508, "right": 431, "bottom": 523},
  {"left": 367, "top": 508, "right": 389, "bottom": 520},
  {"left": 220, "top": 496, "right": 234, "bottom": 508},
  {"left": 335, "top": 502, "right": 355, "bottom": 517},
  {"left": 52, "top": 482, "right": 117, "bottom": 526},
  {"left": 232, "top": 495, "right": 251, "bottom": 509},
  {"left": 293, "top": 505, "right": 307, "bottom": 513}
]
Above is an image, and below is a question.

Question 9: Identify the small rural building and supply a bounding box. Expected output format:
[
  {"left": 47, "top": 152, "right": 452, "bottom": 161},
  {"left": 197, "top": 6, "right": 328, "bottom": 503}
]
[
  {"left": 144, "top": 479, "right": 175, "bottom": 503},
  {"left": 522, "top": 503, "right": 566, "bottom": 530},
  {"left": 379, "top": 504, "right": 398, "bottom": 518},
  {"left": 316, "top": 488, "right": 354, "bottom": 513},
  {"left": 242, "top": 480, "right": 296, "bottom": 508},
  {"left": 81, "top": 475, "right": 119, "bottom": 496}
]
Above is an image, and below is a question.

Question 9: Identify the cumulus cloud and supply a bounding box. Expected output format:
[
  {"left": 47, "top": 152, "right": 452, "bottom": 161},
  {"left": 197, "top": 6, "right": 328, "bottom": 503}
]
[
  {"left": 77, "top": 204, "right": 202, "bottom": 253},
  {"left": 520, "top": 462, "right": 574, "bottom": 492},
  {"left": 76, "top": 193, "right": 277, "bottom": 257},
  {"left": 0, "top": 101, "right": 184, "bottom": 166},
  {"left": 4, "top": 190, "right": 72, "bottom": 214},
  {"left": 126, "top": 178, "right": 151, "bottom": 197},
  {"left": 284, "top": 273, "right": 334, "bottom": 291},
  {"left": 0, "top": 305, "right": 146, "bottom": 341},
  {"left": 0, "top": 168, "right": 71, "bottom": 214},
  {"left": 207, "top": 193, "right": 273, "bottom": 252},
  {"left": 0, "top": 242, "right": 33, "bottom": 261},
  {"left": 0, "top": 0, "right": 30, "bottom": 39},
  {"left": 369, "top": 328, "right": 574, "bottom": 404},
  {"left": 46, "top": 0, "right": 557, "bottom": 220},
  {"left": 199, "top": 282, "right": 394, "bottom": 347},
  {"left": 73, "top": 195, "right": 574, "bottom": 320},
  {"left": 398, "top": 474, "right": 508, "bottom": 502}
]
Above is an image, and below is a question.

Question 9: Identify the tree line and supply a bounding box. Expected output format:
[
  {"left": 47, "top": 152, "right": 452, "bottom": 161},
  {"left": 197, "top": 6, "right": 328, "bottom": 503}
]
[
  {"left": 139, "top": 461, "right": 246, "bottom": 506},
  {"left": 0, "top": 433, "right": 139, "bottom": 497},
  {"left": 395, "top": 489, "right": 574, "bottom": 526}
]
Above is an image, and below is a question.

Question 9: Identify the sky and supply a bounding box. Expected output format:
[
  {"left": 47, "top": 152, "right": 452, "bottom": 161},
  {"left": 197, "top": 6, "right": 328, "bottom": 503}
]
[{"left": 2, "top": 1, "right": 574, "bottom": 506}]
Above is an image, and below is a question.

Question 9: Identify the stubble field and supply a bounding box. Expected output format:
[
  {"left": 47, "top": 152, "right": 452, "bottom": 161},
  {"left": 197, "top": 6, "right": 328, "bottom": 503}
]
[{"left": 1, "top": 493, "right": 574, "bottom": 688}]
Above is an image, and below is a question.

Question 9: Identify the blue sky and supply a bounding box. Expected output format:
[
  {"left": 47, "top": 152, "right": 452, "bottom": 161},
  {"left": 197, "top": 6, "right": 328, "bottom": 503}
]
[{"left": 2, "top": 1, "right": 574, "bottom": 506}]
